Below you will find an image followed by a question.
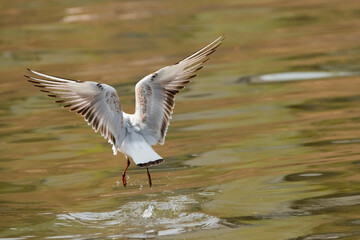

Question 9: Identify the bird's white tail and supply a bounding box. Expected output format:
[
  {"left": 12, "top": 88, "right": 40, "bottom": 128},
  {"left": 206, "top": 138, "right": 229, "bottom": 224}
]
[{"left": 120, "top": 132, "right": 163, "bottom": 167}]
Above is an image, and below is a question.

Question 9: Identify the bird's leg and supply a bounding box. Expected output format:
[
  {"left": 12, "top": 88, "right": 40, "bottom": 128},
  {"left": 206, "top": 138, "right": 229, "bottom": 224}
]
[
  {"left": 122, "top": 156, "right": 130, "bottom": 187},
  {"left": 147, "top": 168, "right": 152, "bottom": 188}
]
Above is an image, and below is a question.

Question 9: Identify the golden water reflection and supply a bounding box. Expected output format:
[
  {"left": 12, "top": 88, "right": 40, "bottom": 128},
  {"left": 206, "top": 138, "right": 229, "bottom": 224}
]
[{"left": 1, "top": 0, "right": 360, "bottom": 239}]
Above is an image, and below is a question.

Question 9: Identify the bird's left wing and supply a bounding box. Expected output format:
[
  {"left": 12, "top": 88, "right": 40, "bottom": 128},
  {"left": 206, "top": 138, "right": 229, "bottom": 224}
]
[
  {"left": 133, "top": 36, "right": 224, "bottom": 145},
  {"left": 25, "top": 69, "right": 126, "bottom": 155}
]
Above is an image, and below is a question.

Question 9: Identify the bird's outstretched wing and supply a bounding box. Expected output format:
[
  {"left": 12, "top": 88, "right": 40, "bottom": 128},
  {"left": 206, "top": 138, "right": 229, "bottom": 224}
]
[
  {"left": 25, "top": 69, "right": 126, "bottom": 155},
  {"left": 133, "top": 36, "right": 224, "bottom": 145}
]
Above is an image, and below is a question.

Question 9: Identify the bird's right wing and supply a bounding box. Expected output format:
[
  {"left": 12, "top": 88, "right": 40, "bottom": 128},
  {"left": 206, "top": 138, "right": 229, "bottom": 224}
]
[
  {"left": 133, "top": 36, "right": 224, "bottom": 145},
  {"left": 25, "top": 69, "right": 126, "bottom": 155}
]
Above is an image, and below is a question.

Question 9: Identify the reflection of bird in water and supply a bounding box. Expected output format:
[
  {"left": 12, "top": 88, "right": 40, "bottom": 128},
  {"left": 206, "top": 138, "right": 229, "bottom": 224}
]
[{"left": 25, "top": 36, "right": 224, "bottom": 188}]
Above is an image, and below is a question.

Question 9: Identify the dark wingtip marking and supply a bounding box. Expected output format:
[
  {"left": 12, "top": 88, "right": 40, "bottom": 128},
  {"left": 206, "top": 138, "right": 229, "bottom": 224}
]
[
  {"left": 195, "top": 66, "right": 203, "bottom": 72},
  {"left": 71, "top": 105, "right": 81, "bottom": 112},
  {"left": 110, "top": 134, "right": 116, "bottom": 145},
  {"left": 40, "top": 89, "right": 50, "bottom": 93},
  {"left": 77, "top": 105, "right": 88, "bottom": 114},
  {"left": 80, "top": 105, "right": 91, "bottom": 116},
  {"left": 85, "top": 108, "right": 94, "bottom": 120},
  {"left": 88, "top": 111, "right": 96, "bottom": 123},
  {"left": 202, "top": 58, "right": 210, "bottom": 64},
  {"left": 206, "top": 49, "right": 216, "bottom": 56},
  {"left": 28, "top": 79, "right": 40, "bottom": 84},
  {"left": 34, "top": 84, "right": 45, "bottom": 88},
  {"left": 93, "top": 116, "right": 100, "bottom": 130},
  {"left": 167, "top": 89, "right": 179, "bottom": 95},
  {"left": 47, "top": 94, "right": 57, "bottom": 98},
  {"left": 182, "top": 80, "right": 191, "bottom": 85},
  {"left": 187, "top": 74, "right": 197, "bottom": 80},
  {"left": 137, "top": 159, "right": 164, "bottom": 168}
]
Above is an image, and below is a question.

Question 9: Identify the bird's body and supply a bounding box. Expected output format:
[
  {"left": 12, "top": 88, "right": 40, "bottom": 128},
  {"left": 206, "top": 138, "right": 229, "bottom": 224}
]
[
  {"left": 121, "top": 112, "right": 163, "bottom": 167},
  {"left": 26, "top": 36, "right": 224, "bottom": 187}
]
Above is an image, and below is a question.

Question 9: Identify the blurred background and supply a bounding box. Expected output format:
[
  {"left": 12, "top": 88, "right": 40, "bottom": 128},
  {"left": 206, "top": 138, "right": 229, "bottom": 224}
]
[{"left": 1, "top": 0, "right": 360, "bottom": 239}]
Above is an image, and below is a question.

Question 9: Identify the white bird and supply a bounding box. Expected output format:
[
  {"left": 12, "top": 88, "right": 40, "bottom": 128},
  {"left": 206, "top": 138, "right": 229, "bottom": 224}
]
[{"left": 25, "top": 36, "right": 224, "bottom": 187}]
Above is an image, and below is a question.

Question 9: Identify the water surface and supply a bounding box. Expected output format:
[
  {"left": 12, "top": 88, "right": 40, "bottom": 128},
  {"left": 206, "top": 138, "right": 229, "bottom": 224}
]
[{"left": 1, "top": 0, "right": 360, "bottom": 239}]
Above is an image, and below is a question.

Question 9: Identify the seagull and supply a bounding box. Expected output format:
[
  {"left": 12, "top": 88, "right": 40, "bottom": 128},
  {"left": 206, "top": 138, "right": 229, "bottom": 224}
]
[{"left": 25, "top": 36, "right": 224, "bottom": 187}]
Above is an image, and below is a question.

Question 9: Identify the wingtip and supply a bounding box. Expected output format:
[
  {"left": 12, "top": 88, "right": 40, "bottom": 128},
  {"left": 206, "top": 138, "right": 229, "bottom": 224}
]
[
  {"left": 26, "top": 68, "right": 37, "bottom": 75},
  {"left": 214, "top": 35, "right": 226, "bottom": 43}
]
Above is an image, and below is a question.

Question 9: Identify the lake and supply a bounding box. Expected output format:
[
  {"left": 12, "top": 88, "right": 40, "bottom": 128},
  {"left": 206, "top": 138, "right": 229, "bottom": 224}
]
[{"left": 1, "top": 0, "right": 360, "bottom": 239}]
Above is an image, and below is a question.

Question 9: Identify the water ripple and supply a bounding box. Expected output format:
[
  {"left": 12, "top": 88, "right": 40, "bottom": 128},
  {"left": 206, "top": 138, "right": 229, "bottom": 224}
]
[{"left": 56, "top": 194, "right": 221, "bottom": 238}]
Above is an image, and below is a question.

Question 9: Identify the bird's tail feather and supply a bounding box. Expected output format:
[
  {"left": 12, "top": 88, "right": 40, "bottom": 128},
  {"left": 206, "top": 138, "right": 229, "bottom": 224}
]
[{"left": 121, "top": 133, "right": 164, "bottom": 168}]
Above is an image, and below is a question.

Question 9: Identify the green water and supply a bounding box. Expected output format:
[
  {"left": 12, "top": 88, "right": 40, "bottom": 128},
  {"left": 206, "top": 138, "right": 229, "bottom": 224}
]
[{"left": 1, "top": 0, "right": 360, "bottom": 239}]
